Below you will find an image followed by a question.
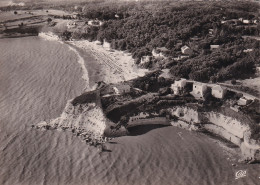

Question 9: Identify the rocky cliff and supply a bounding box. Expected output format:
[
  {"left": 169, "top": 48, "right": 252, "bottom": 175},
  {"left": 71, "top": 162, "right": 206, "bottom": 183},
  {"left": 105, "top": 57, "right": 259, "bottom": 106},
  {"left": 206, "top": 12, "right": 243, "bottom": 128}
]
[
  {"left": 168, "top": 106, "right": 260, "bottom": 162},
  {"left": 36, "top": 100, "right": 108, "bottom": 144}
]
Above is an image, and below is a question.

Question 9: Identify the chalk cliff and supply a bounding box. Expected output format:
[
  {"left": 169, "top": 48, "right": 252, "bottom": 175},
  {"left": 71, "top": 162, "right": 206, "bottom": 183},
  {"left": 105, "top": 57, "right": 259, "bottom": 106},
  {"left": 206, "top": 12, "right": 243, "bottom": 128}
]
[
  {"left": 168, "top": 106, "right": 260, "bottom": 162},
  {"left": 36, "top": 100, "right": 107, "bottom": 143}
]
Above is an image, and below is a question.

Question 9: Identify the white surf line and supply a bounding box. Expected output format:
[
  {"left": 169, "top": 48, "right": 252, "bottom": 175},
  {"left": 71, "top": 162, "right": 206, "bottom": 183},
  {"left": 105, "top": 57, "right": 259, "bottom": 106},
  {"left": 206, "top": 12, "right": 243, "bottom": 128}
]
[
  {"left": 39, "top": 32, "right": 90, "bottom": 90},
  {"left": 67, "top": 46, "right": 90, "bottom": 91},
  {"left": 38, "top": 32, "right": 60, "bottom": 42},
  {"left": 178, "top": 132, "right": 184, "bottom": 140}
]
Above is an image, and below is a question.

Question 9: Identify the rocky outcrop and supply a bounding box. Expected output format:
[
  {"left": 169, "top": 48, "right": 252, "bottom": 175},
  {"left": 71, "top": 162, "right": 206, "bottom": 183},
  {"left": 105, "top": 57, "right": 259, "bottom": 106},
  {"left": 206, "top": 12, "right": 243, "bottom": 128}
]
[
  {"left": 168, "top": 106, "right": 260, "bottom": 162},
  {"left": 203, "top": 124, "right": 242, "bottom": 146},
  {"left": 241, "top": 131, "right": 260, "bottom": 162},
  {"left": 169, "top": 106, "right": 201, "bottom": 124},
  {"left": 205, "top": 112, "right": 248, "bottom": 139},
  {"left": 36, "top": 100, "right": 108, "bottom": 144}
]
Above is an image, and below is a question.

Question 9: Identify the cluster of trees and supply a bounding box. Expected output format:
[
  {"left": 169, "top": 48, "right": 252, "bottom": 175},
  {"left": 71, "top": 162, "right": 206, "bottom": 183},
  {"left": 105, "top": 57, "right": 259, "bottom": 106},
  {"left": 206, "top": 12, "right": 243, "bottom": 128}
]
[
  {"left": 170, "top": 44, "right": 258, "bottom": 82},
  {"left": 131, "top": 71, "right": 173, "bottom": 92},
  {"left": 56, "top": 1, "right": 260, "bottom": 82},
  {"left": 3, "top": 26, "right": 38, "bottom": 35},
  {"left": 80, "top": 1, "right": 259, "bottom": 82},
  {"left": 53, "top": 15, "right": 78, "bottom": 20}
]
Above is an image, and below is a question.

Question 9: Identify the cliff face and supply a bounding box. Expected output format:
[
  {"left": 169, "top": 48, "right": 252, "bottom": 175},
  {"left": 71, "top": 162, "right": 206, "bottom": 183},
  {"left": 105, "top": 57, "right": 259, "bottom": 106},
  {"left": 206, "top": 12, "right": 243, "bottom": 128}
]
[
  {"left": 170, "top": 107, "right": 200, "bottom": 124},
  {"left": 37, "top": 100, "right": 107, "bottom": 143},
  {"left": 205, "top": 112, "right": 248, "bottom": 139},
  {"left": 168, "top": 106, "right": 260, "bottom": 162},
  {"left": 241, "top": 131, "right": 260, "bottom": 161}
]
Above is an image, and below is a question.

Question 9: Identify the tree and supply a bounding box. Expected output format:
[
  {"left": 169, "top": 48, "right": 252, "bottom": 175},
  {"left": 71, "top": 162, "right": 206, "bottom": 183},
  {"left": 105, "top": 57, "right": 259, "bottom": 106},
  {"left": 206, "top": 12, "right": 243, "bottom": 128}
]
[
  {"left": 120, "top": 116, "right": 129, "bottom": 126},
  {"left": 18, "top": 22, "right": 24, "bottom": 28},
  {"left": 118, "top": 39, "right": 127, "bottom": 50},
  {"left": 158, "top": 76, "right": 165, "bottom": 83},
  {"left": 47, "top": 18, "right": 52, "bottom": 23},
  {"left": 60, "top": 30, "right": 72, "bottom": 41},
  {"left": 210, "top": 76, "right": 217, "bottom": 83}
]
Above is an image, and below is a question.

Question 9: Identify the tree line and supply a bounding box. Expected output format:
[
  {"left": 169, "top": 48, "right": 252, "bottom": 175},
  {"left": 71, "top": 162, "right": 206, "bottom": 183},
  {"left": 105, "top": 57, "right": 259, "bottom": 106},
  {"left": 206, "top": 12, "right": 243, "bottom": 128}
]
[{"left": 59, "top": 1, "right": 260, "bottom": 82}]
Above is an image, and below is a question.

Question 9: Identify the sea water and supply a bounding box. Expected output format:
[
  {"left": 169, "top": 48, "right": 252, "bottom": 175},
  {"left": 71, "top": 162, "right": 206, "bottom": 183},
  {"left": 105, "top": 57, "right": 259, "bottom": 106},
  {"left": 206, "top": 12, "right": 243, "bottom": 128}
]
[{"left": 0, "top": 36, "right": 259, "bottom": 185}]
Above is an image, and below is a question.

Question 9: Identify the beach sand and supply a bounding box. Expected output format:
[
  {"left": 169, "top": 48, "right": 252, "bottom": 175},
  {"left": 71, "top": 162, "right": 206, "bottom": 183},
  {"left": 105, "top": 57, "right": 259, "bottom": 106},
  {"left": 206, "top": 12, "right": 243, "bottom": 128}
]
[
  {"left": 39, "top": 32, "right": 148, "bottom": 88},
  {"left": 69, "top": 40, "right": 148, "bottom": 86}
]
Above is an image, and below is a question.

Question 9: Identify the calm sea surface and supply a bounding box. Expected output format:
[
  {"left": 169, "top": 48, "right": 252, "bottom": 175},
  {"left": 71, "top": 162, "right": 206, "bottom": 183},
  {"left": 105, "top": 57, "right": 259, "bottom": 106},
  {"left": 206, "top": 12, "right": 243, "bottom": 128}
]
[{"left": 0, "top": 36, "right": 259, "bottom": 185}]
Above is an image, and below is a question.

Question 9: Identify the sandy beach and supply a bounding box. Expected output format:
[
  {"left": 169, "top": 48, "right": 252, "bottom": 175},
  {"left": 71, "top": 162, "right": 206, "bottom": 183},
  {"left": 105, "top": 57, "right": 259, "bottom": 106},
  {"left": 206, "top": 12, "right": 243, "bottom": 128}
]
[
  {"left": 39, "top": 32, "right": 148, "bottom": 88},
  {"left": 69, "top": 40, "right": 148, "bottom": 85}
]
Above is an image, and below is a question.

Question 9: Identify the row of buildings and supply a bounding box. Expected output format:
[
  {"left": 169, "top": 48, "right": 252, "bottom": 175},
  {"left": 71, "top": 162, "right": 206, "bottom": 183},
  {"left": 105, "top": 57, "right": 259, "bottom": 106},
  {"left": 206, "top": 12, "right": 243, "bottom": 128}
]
[
  {"left": 170, "top": 79, "right": 221, "bottom": 99},
  {"left": 221, "top": 18, "right": 259, "bottom": 25},
  {"left": 170, "top": 79, "right": 252, "bottom": 106},
  {"left": 140, "top": 43, "right": 221, "bottom": 65},
  {"left": 66, "top": 19, "right": 103, "bottom": 30},
  {"left": 140, "top": 46, "right": 191, "bottom": 64}
]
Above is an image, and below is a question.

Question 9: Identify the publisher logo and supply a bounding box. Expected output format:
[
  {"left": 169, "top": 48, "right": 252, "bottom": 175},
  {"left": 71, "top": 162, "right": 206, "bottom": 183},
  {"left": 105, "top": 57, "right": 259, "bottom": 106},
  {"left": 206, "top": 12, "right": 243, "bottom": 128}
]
[{"left": 235, "top": 170, "right": 246, "bottom": 180}]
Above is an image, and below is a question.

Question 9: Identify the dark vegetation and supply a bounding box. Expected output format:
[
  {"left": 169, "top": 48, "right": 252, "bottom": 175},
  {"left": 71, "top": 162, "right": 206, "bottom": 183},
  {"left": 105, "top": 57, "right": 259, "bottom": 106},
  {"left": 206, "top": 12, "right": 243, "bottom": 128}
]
[
  {"left": 72, "top": 90, "right": 100, "bottom": 106},
  {"left": 2, "top": 26, "right": 39, "bottom": 35},
  {"left": 240, "top": 100, "right": 260, "bottom": 140},
  {"left": 130, "top": 70, "right": 173, "bottom": 92},
  {"left": 54, "top": 0, "right": 260, "bottom": 82},
  {"left": 221, "top": 83, "right": 260, "bottom": 97},
  {"left": 2, "top": 1, "right": 259, "bottom": 82}
]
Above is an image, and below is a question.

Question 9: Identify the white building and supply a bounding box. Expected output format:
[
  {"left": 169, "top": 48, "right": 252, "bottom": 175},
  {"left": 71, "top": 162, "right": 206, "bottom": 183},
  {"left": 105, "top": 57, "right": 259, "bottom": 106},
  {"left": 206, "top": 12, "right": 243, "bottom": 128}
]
[
  {"left": 113, "top": 87, "right": 120, "bottom": 95},
  {"left": 256, "top": 66, "right": 260, "bottom": 73},
  {"left": 174, "top": 55, "right": 189, "bottom": 61},
  {"left": 152, "top": 47, "right": 169, "bottom": 58},
  {"left": 140, "top": 56, "right": 152, "bottom": 64},
  {"left": 113, "top": 84, "right": 131, "bottom": 95},
  {"left": 171, "top": 79, "right": 187, "bottom": 95},
  {"left": 67, "top": 21, "right": 77, "bottom": 29},
  {"left": 103, "top": 40, "right": 111, "bottom": 50},
  {"left": 72, "top": 12, "right": 78, "bottom": 19},
  {"left": 94, "top": 40, "right": 102, "bottom": 45},
  {"left": 210, "top": 45, "right": 220, "bottom": 50},
  {"left": 243, "top": 49, "right": 253, "bottom": 53},
  {"left": 191, "top": 82, "right": 208, "bottom": 98},
  {"left": 237, "top": 97, "right": 251, "bottom": 106},
  {"left": 230, "top": 105, "right": 241, "bottom": 112},
  {"left": 88, "top": 20, "right": 103, "bottom": 26},
  {"left": 243, "top": 20, "right": 250, "bottom": 24},
  {"left": 208, "top": 29, "right": 214, "bottom": 35},
  {"left": 211, "top": 85, "right": 227, "bottom": 99},
  {"left": 181, "top": 45, "right": 192, "bottom": 55}
]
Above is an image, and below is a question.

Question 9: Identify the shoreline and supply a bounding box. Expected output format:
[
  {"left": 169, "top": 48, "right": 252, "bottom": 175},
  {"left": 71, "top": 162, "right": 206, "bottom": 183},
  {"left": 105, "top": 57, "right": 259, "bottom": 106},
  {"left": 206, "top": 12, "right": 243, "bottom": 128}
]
[
  {"left": 68, "top": 40, "right": 148, "bottom": 84},
  {"left": 0, "top": 33, "right": 38, "bottom": 39},
  {"left": 35, "top": 32, "right": 149, "bottom": 145},
  {"left": 36, "top": 32, "right": 259, "bottom": 162},
  {"left": 38, "top": 31, "right": 148, "bottom": 86}
]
